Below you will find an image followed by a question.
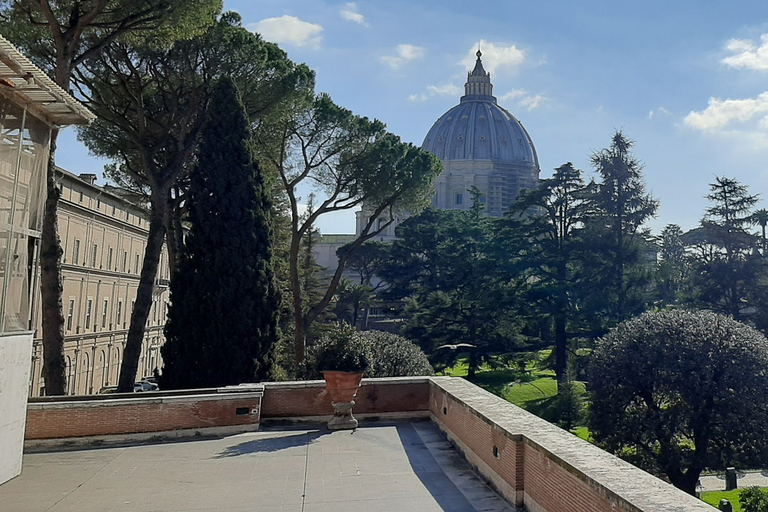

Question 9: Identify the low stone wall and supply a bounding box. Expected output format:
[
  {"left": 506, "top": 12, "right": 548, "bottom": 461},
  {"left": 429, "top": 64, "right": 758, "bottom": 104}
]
[
  {"left": 428, "top": 377, "right": 713, "bottom": 512},
  {"left": 22, "top": 375, "right": 719, "bottom": 512},
  {"left": 260, "top": 377, "right": 431, "bottom": 420},
  {"left": 25, "top": 385, "right": 263, "bottom": 441}
]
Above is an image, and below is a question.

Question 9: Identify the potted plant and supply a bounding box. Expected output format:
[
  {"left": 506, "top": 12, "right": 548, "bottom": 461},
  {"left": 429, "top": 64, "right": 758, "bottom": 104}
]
[{"left": 311, "top": 323, "right": 373, "bottom": 430}]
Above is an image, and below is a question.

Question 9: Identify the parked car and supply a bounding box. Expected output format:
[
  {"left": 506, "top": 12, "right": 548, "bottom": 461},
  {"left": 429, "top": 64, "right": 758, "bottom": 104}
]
[{"left": 133, "top": 380, "right": 158, "bottom": 392}]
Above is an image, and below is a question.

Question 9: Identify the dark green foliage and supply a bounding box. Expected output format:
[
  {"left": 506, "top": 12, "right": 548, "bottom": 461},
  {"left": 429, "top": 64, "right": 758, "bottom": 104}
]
[
  {"left": 160, "top": 78, "right": 279, "bottom": 389},
  {"left": 361, "top": 331, "right": 434, "bottom": 377},
  {"left": 333, "top": 279, "right": 373, "bottom": 328},
  {"left": 741, "top": 487, "right": 768, "bottom": 512},
  {"left": 552, "top": 364, "right": 584, "bottom": 430},
  {"left": 506, "top": 162, "right": 590, "bottom": 382},
  {"left": 686, "top": 177, "right": 761, "bottom": 321},
  {"left": 380, "top": 206, "right": 527, "bottom": 378},
  {"left": 653, "top": 224, "right": 689, "bottom": 307},
  {"left": 309, "top": 323, "right": 372, "bottom": 375},
  {"left": 582, "top": 131, "right": 658, "bottom": 326},
  {"left": 590, "top": 309, "right": 768, "bottom": 495}
]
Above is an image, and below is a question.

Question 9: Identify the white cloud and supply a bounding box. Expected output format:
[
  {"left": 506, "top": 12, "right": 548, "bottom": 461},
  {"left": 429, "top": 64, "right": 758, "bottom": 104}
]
[
  {"left": 722, "top": 34, "right": 768, "bottom": 71},
  {"left": 250, "top": 15, "right": 323, "bottom": 49},
  {"left": 459, "top": 39, "right": 526, "bottom": 75},
  {"left": 408, "top": 82, "right": 460, "bottom": 103},
  {"left": 381, "top": 44, "right": 425, "bottom": 69},
  {"left": 520, "top": 94, "right": 546, "bottom": 111},
  {"left": 684, "top": 92, "right": 768, "bottom": 131},
  {"left": 427, "top": 83, "right": 461, "bottom": 96},
  {"left": 648, "top": 106, "right": 671, "bottom": 120},
  {"left": 499, "top": 89, "right": 527, "bottom": 102},
  {"left": 340, "top": 3, "right": 367, "bottom": 26}
]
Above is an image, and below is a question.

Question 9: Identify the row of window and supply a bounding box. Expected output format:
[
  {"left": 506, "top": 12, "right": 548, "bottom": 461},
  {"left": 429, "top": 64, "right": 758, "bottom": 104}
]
[
  {"left": 69, "top": 239, "right": 143, "bottom": 274},
  {"left": 68, "top": 186, "right": 146, "bottom": 229},
  {"left": 66, "top": 296, "right": 167, "bottom": 333}
]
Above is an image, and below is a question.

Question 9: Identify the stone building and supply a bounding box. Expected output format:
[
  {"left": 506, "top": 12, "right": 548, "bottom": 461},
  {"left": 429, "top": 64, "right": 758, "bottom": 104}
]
[
  {"left": 354, "top": 50, "right": 541, "bottom": 243},
  {"left": 27, "top": 169, "right": 171, "bottom": 396},
  {"left": 422, "top": 50, "right": 540, "bottom": 216},
  {"left": 0, "top": 34, "right": 94, "bottom": 485}
]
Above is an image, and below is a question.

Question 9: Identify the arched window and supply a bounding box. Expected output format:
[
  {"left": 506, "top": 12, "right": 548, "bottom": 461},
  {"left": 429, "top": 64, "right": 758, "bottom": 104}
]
[
  {"left": 99, "top": 349, "right": 108, "bottom": 388},
  {"left": 113, "top": 347, "right": 121, "bottom": 384},
  {"left": 65, "top": 356, "right": 73, "bottom": 395},
  {"left": 83, "top": 352, "right": 91, "bottom": 395}
]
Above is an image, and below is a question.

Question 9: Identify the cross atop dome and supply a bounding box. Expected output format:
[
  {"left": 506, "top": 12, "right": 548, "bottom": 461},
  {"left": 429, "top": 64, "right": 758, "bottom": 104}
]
[{"left": 462, "top": 48, "right": 495, "bottom": 103}]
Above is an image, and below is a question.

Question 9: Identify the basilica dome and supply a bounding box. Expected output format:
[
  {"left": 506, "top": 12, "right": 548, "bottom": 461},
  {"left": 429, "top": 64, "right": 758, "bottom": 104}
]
[{"left": 421, "top": 51, "right": 540, "bottom": 216}]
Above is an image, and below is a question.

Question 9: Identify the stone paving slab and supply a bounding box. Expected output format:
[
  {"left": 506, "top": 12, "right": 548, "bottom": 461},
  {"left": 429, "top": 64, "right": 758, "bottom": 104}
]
[{"left": 0, "top": 421, "right": 517, "bottom": 512}]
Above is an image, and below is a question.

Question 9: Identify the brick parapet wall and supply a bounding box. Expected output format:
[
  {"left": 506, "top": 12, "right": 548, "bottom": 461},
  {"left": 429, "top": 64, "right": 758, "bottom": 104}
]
[
  {"left": 428, "top": 377, "right": 713, "bottom": 512},
  {"left": 25, "top": 386, "right": 263, "bottom": 440},
  {"left": 260, "top": 377, "right": 431, "bottom": 419}
]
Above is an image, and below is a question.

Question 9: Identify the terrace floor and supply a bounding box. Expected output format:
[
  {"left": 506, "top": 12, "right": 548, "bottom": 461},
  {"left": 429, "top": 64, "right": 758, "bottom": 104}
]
[{"left": 0, "top": 420, "right": 516, "bottom": 512}]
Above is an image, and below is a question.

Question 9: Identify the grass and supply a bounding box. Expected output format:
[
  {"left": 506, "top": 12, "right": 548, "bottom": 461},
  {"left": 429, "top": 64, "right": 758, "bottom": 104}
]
[
  {"left": 570, "top": 426, "right": 592, "bottom": 442},
  {"left": 441, "top": 354, "right": 590, "bottom": 429},
  {"left": 701, "top": 489, "right": 743, "bottom": 511}
]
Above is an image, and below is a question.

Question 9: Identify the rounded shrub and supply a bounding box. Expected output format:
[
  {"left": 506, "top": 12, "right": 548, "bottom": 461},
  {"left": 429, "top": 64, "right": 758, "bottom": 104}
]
[
  {"left": 590, "top": 309, "right": 768, "bottom": 495},
  {"left": 361, "top": 330, "right": 434, "bottom": 377},
  {"left": 310, "top": 323, "right": 373, "bottom": 377}
]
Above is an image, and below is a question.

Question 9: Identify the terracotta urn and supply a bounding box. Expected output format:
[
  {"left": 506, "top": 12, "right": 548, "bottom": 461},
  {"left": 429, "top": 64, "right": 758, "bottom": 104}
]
[{"left": 322, "top": 370, "right": 364, "bottom": 430}]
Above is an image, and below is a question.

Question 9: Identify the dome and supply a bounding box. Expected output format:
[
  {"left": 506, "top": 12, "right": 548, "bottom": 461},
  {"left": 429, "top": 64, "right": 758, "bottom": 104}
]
[
  {"left": 420, "top": 50, "right": 540, "bottom": 216},
  {"left": 421, "top": 101, "right": 539, "bottom": 167},
  {"left": 422, "top": 50, "right": 539, "bottom": 167}
]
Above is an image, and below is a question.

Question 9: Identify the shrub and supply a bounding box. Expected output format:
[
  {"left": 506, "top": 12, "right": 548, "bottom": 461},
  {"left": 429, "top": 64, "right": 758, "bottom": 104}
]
[
  {"left": 741, "top": 487, "right": 768, "bottom": 512},
  {"left": 310, "top": 323, "right": 373, "bottom": 377},
  {"left": 590, "top": 309, "right": 768, "bottom": 495},
  {"left": 361, "top": 330, "right": 434, "bottom": 377}
]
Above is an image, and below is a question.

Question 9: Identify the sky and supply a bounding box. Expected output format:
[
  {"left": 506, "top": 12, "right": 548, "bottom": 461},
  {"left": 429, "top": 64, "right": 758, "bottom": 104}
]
[{"left": 55, "top": 0, "right": 768, "bottom": 235}]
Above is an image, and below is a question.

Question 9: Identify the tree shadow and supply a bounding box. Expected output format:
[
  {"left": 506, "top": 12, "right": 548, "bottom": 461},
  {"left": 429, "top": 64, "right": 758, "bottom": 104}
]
[
  {"left": 214, "top": 427, "right": 328, "bottom": 458},
  {"left": 396, "top": 422, "right": 497, "bottom": 512}
]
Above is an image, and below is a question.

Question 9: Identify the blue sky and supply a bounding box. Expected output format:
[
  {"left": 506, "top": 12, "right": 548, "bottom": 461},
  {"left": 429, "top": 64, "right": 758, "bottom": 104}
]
[{"left": 56, "top": 1, "right": 768, "bottom": 235}]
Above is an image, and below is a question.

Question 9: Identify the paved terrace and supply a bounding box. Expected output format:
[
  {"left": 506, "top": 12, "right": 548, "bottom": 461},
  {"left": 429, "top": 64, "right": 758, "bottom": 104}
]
[
  {"left": 0, "top": 421, "right": 513, "bottom": 512},
  {"left": 4, "top": 377, "right": 716, "bottom": 512}
]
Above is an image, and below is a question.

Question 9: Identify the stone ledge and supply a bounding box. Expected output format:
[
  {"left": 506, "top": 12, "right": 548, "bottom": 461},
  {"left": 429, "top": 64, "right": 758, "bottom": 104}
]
[
  {"left": 430, "top": 377, "right": 713, "bottom": 512},
  {"left": 262, "top": 376, "right": 433, "bottom": 390},
  {"left": 24, "top": 423, "right": 263, "bottom": 452},
  {"left": 27, "top": 390, "right": 263, "bottom": 410}
]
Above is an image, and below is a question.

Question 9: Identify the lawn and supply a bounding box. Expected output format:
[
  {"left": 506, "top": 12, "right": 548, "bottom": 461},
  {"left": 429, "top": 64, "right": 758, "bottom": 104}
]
[
  {"left": 441, "top": 354, "right": 588, "bottom": 425},
  {"left": 701, "top": 489, "right": 742, "bottom": 511}
]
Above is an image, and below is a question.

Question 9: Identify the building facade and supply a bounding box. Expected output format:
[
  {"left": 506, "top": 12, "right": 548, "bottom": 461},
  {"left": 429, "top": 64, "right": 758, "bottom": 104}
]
[
  {"left": 27, "top": 169, "right": 171, "bottom": 397},
  {"left": 0, "top": 34, "right": 94, "bottom": 485}
]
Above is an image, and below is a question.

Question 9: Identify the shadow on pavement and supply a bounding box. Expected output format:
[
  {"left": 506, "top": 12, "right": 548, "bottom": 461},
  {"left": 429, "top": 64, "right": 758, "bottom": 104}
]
[
  {"left": 396, "top": 422, "right": 480, "bottom": 512},
  {"left": 214, "top": 428, "right": 327, "bottom": 458}
]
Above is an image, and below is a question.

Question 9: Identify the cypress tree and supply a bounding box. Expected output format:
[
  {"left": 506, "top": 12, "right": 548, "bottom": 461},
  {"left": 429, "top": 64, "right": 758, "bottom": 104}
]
[{"left": 161, "top": 77, "right": 279, "bottom": 389}]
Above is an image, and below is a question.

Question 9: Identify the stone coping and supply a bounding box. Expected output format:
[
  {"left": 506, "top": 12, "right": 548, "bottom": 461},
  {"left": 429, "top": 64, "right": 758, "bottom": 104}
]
[
  {"left": 430, "top": 377, "right": 713, "bottom": 512},
  {"left": 262, "top": 376, "right": 433, "bottom": 390},
  {"left": 28, "top": 385, "right": 264, "bottom": 410}
]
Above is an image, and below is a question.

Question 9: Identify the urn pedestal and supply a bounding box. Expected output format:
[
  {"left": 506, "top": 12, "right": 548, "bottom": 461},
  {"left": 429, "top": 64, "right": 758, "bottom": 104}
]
[{"left": 322, "top": 371, "right": 363, "bottom": 430}]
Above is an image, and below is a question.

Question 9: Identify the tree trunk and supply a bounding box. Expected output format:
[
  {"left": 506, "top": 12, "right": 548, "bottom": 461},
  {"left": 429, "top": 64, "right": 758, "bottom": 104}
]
[
  {"left": 289, "top": 228, "right": 305, "bottom": 370},
  {"left": 117, "top": 187, "right": 169, "bottom": 391},
  {"left": 467, "top": 349, "right": 477, "bottom": 379},
  {"left": 40, "top": 128, "right": 67, "bottom": 395},
  {"left": 666, "top": 467, "right": 701, "bottom": 496},
  {"left": 163, "top": 191, "right": 183, "bottom": 276},
  {"left": 554, "top": 313, "right": 567, "bottom": 384}
]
